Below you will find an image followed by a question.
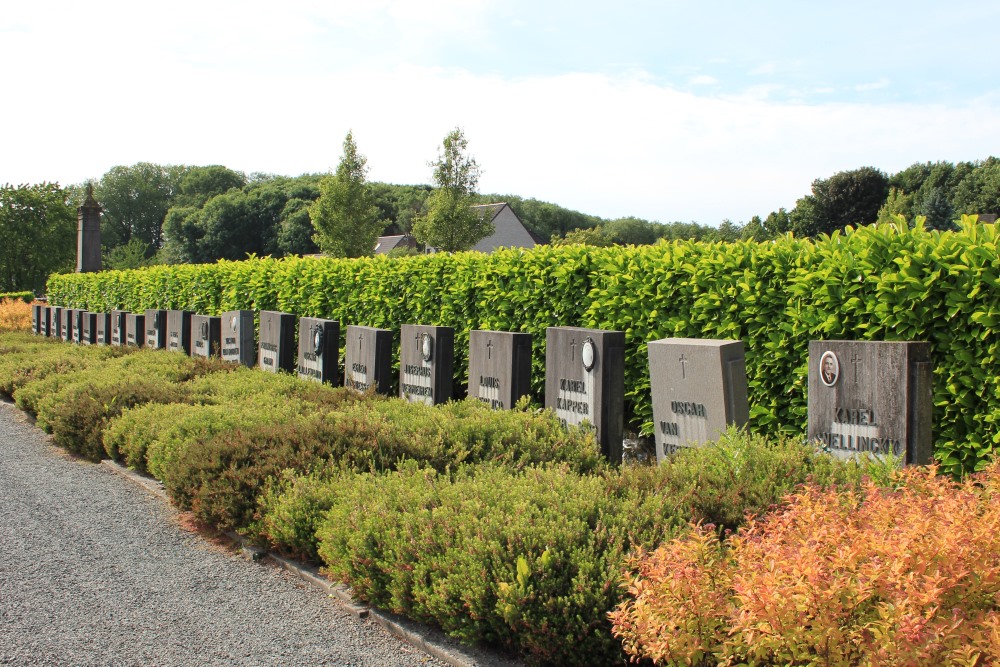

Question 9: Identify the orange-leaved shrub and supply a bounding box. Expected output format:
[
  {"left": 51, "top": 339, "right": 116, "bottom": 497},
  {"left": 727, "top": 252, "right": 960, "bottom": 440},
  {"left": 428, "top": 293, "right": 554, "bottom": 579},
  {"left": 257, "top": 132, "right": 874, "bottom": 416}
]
[
  {"left": 0, "top": 298, "right": 31, "bottom": 333},
  {"left": 612, "top": 463, "right": 1000, "bottom": 666}
]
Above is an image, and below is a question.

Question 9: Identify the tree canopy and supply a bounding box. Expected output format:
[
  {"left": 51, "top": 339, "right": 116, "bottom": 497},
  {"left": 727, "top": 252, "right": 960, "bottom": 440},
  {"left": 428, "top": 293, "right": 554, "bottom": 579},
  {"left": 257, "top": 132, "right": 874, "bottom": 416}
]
[{"left": 0, "top": 182, "right": 75, "bottom": 292}]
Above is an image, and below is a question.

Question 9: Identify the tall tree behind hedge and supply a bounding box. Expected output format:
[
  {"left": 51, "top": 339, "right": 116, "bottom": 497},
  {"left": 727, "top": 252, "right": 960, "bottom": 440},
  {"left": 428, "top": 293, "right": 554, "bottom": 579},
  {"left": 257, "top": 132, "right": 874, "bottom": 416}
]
[
  {"left": 309, "top": 131, "right": 384, "bottom": 258},
  {"left": 412, "top": 127, "right": 492, "bottom": 252},
  {"left": 791, "top": 166, "right": 889, "bottom": 236},
  {"left": 0, "top": 182, "right": 75, "bottom": 292}
]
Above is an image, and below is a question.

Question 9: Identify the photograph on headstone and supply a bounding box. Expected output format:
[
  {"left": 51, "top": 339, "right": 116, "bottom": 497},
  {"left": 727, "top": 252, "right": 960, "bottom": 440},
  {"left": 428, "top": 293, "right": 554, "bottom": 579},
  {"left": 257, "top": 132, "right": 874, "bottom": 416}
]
[
  {"left": 111, "top": 310, "right": 127, "bottom": 346},
  {"left": 648, "top": 338, "right": 750, "bottom": 462},
  {"left": 79, "top": 312, "right": 98, "bottom": 345},
  {"left": 166, "top": 310, "right": 193, "bottom": 354},
  {"left": 467, "top": 330, "right": 532, "bottom": 410},
  {"left": 125, "top": 313, "right": 146, "bottom": 347},
  {"left": 221, "top": 310, "right": 256, "bottom": 366},
  {"left": 258, "top": 310, "right": 296, "bottom": 373},
  {"left": 344, "top": 325, "right": 393, "bottom": 395},
  {"left": 545, "top": 326, "right": 625, "bottom": 462},
  {"left": 808, "top": 340, "right": 933, "bottom": 465},
  {"left": 297, "top": 317, "right": 340, "bottom": 385},
  {"left": 191, "top": 315, "right": 222, "bottom": 358},
  {"left": 400, "top": 324, "right": 454, "bottom": 405},
  {"left": 144, "top": 309, "right": 168, "bottom": 349}
]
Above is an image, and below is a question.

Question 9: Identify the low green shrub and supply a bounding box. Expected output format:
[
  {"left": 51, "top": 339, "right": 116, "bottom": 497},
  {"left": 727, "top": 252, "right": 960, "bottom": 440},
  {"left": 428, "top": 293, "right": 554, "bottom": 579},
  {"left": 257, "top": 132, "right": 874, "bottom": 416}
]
[
  {"left": 0, "top": 291, "right": 34, "bottom": 303},
  {"left": 0, "top": 334, "right": 130, "bottom": 401}
]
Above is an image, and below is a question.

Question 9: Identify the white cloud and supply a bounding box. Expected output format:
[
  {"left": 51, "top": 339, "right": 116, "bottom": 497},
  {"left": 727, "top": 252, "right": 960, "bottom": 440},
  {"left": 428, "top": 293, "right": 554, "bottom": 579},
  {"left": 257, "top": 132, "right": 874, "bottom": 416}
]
[
  {"left": 855, "top": 78, "right": 891, "bottom": 92},
  {"left": 689, "top": 75, "right": 719, "bottom": 86}
]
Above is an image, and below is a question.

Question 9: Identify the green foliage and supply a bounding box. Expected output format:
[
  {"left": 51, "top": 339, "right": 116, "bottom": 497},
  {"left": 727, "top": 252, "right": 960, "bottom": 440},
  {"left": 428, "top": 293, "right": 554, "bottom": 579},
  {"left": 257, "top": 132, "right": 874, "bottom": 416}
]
[
  {"left": 0, "top": 291, "right": 34, "bottom": 302},
  {"left": 0, "top": 182, "right": 76, "bottom": 293},
  {"left": 94, "top": 162, "right": 184, "bottom": 249},
  {"left": 309, "top": 131, "right": 385, "bottom": 258},
  {"left": 412, "top": 128, "right": 492, "bottom": 252},
  {"left": 47, "top": 220, "right": 1000, "bottom": 475},
  {"left": 791, "top": 166, "right": 890, "bottom": 236}
]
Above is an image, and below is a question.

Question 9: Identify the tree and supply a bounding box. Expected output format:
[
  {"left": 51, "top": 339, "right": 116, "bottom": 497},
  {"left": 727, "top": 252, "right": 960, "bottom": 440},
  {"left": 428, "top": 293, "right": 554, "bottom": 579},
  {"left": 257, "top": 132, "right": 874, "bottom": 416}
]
[
  {"left": 0, "top": 182, "right": 75, "bottom": 293},
  {"left": 917, "top": 186, "right": 956, "bottom": 230},
  {"left": 309, "top": 132, "right": 384, "bottom": 258},
  {"left": 876, "top": 188, "right": 914, "bottom": 225},
  {"left": 791, "top": 167, "right": 889, "bottom": 236},
  {"left": 412, "top": 128, "right": 492, "bottom": 252},
  {"left": 95, "top": 162, "right": 184, "bottom": 252}
]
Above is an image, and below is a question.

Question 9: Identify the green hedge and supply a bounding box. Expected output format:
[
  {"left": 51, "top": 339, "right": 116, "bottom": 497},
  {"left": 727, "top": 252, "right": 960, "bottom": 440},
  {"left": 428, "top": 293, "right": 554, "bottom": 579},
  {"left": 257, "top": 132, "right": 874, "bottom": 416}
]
[
  {"left": 47, "top": 220, "right": 1000, "bottom": 474},
  {"left": 0, "top": 291, "right": 34, "bottom": 303}
]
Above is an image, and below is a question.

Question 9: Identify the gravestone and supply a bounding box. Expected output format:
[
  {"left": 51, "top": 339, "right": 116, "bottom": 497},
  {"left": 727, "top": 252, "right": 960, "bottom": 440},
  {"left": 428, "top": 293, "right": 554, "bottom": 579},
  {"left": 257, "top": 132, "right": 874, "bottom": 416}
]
[
  {"left": 93, "top": 312, "right": 112, "bottom": 345},
  {"left": 808, "top": 340, "right": 933, "bottom": 465},
  {"left": 31, "top": 305, "right": 41, "bottom": 335},
  {"left": 110, "top": 310, "right": 127, "bottom": 346},
  {"left": 258, "top": 310, "right": 296, "bottom": 373},
  {"left": 125, "top": 313, "right": 145, "bottom": 347},
  {"left": 344, "top": 325, "right": 393, "bottom": 395},
  {"left": 648, "top": 338, "right": 750, "bottom": 461},
  {"left": 297, "top": 317, "right": 340, "bottom": 385},
  {"left": 545, "top": 326, "right": 625, "bottom": 462},
  {"left": 467, "top": 330, "right": 532, "bottom": 410},
  {"left": 221, "top": 310, "right": 256, "bottom": 367},
  {"left": 52, "top": 307, "right": 64, "bottom": 341},
  {"left": 41, "top": 307, "right": 53, "bottom": 337},
  {"left": 79, "top": 312, "right": 98, "bottom": 345},
  {"left": 166, "top": 310, "right": 192, "bottom": 354},
  {"left": 61, "top": 308, "right": 73, "bottom": 342},
  {"left": 72, "top": 310, "right": 86, "bottom": 343},
  {"left": 400, "top": 324, "right": 454, "bottom": 405},
  {"left": 191, "top": 315, "right": 222, "bottom": 358},
  {"left": 144, "top": 309, "right": 168, "bottom": 349}
]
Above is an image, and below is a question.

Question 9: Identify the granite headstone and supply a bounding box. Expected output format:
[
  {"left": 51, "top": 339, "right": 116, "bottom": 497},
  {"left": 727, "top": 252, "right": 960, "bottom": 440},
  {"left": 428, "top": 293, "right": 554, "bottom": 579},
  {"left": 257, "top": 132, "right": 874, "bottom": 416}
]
[
  {"left": 545, "top": 326, "right": 625, "bottom": 462},
  {"left": 125, "top": 313, "right": 145, "bottom": 347},
  {"left": 297, "top": 317, "right": 340, "bottom": 385},
  {"left": 93, "top": 312, "right": 112, "bottom": 345},
  {"left": 344, "top": 325, "right": 393, "bottom": 395},
  {"left": 191, "top": 315, "right": 222, "bottom": 358},
  {"left": 648, "top": 338, "right": 749, "bottom": 461},
  {"left": 221, "top": 310, "right": 256, "bottom": 367},
  {"left": 79, "top": 312, "right": 98, "bottom": 345},
  {"left": 110, "top": 310, "right": 127, "bottom": 346},
  {"left": 258, "top": 310, "right": 296, "bottom": 373},
  {"left": 467, "top": 330, "right": 532, "bottom": 410},
  {"left": 144, "top": 309, "right": 168, "bottom": 349},
  {"left": 399, "top": 324, "right": 454, "bottom": 405},
  {"left": 808, "top": 340, "right": 933, "bottom": 465},
  {"left": 166, "top": 310, "right": 192, "bottom": 354}
]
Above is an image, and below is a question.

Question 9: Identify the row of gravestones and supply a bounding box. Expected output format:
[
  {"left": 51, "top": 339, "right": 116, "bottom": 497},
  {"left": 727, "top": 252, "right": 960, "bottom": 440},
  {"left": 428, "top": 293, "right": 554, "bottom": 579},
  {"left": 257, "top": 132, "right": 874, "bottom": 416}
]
[{"left": 30, "top": 305, "right": 933, "bottom": 465}]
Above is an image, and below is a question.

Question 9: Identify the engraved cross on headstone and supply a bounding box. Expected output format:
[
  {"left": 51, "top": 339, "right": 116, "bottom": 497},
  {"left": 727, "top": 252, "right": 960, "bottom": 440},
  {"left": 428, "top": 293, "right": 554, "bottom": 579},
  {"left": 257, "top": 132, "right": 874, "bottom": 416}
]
[
  {"left": 486, "top": 339, "right": 493, "bottom": 360},
  {"left": 850, "top": 352, "right": 862, "bottom": 383},
  {"left": 358, "top": 330, "right": 364, "bottom": 353},
  {"left": 679, "top": 353, "right": 688, "bottom": 379},
  {"left": 570, "top": 338, "right": 577, "bottom": 361}
]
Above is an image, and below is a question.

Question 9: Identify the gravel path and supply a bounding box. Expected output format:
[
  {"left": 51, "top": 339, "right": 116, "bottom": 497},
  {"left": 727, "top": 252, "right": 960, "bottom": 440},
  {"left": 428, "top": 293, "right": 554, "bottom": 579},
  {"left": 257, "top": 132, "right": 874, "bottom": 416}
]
[{"left": 0, "top": 401, "right": 444, "bottom": 667}]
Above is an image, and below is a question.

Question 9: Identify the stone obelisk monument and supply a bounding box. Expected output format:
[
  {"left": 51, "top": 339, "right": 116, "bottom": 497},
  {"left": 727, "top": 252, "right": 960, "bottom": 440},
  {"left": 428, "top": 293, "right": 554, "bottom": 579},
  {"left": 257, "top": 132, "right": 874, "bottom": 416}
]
[{"left": 77, "top": 184, "right": 102, "bottom": 273}]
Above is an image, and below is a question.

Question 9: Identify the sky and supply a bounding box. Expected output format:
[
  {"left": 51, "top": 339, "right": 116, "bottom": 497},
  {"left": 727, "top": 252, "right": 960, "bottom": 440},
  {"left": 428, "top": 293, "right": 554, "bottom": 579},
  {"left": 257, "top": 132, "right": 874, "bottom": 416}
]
[{"left": 2, "top": 0, "right": 999, "bottom": 225}]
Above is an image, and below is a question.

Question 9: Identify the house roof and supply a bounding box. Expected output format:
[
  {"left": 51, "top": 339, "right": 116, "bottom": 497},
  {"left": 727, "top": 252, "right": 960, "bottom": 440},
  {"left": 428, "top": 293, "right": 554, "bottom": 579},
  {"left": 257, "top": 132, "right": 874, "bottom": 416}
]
[{"left": 373, "top": 234, "right": 416, "bottom": 254}]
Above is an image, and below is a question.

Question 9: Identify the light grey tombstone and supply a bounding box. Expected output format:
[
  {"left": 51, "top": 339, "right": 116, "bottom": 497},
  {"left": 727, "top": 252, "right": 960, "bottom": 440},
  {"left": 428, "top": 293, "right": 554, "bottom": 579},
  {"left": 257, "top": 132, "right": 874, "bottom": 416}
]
[
  {"left": 808, "top": 340, "right": 933, "bottom": 465},
  {"left": 79, "top": 312, "right": 97, "bottom": 345},
  {"left": 545, "top": 326, "right": 625, "bottom": 462},
  {"left": 258, "top": 310, "right": 296, "bottom": 373},
  {"left": 166, "top": 310, "right": 192, "bottom": 354},
  {"left": 400, "top": 324, "right": 454, "bottom": 405},
  {"left": 110, "top": 310, "right": 127, "bottom": 346},
  {"left": 467, "top": 330, "right": 532, "bottom": 410},
  {"left": 344, "top": 325, "right": 393, "bottom": 395},
  {"left": 221, "top": 310, "right": 256, "bottom": 367},
  {"left": 125, "top": 313, "right": 145, "bottom": 347},
  {"left": 648, "top": 338, "right": 749, "bottom": 461},
  {"left": 297, "top": 317, "right": 340, "bottom": 385},
  {"left": 31, "top": 304, "right": 41, "bottom": 335},
  {"left": 191, "top": 315, "right": 222, "bottom": 358},
  {"left": 41, "top": 307, "right": 53, "bottom": 337},
  {"left": 72, "top": 310, "right": 86, "bottom": 344},
  {"left": 52, "top": 307, "right": 64, "bottom": 341},
  {"left": 144, "top": 309, "right": 168, "bottom": 349},
  {"left": 60, "top": 308, "right": 74, "bottom": 342},
  {"left": 93, "top": 313, "right": 112, "bottom": 345}
]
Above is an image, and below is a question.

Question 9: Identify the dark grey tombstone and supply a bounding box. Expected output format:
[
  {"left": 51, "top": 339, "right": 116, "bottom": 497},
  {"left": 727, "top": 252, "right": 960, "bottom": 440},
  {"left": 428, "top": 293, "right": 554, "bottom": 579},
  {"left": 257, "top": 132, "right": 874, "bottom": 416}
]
[
  {"left": 72, "top": 310, "right": 86, "bottom": 343},
  {"left": 79, "top": 312, "right": 98, "bottom": 345},
  {"left": 221, "top": 310, "right": 256, "bottom": 367},
  {"left": 399, "top": 324, "right": 454, "bottom": 405},
  {"left": 52, "top": 307, "right": 64, "bottom": 341},
  {"left": 144, "top": 309, "right": 168, "bottom": 349},
  {"left": 60, "top": 308, "right": 73, "bottom": 342},
  {"left": 344, "top": 325, "right": 393, "bottom": 395},
  {"left": 166, "top": 310, "right": 192, "bottom": 354},
  {"left": 297, "top": 317, "right": 340, "bottom": 385},
  {"left": 125, "top": 313, "right": 145, "bottom": 347},
  {"left": 41, "top": 307, "right": 53, "bottom": 337},
  {"left": 93, "top": 313, "right": 112, "bottom": 345},
  {"left": 808, "top": 340, "right": 933, "bottom": 465},
  {"left": 258, "top": 310, "right": 296, "bottom": 373},
  {"left": 467, "top": 330, "right": 532, "bottom": 410},
  {"left": 110, "top": 310, "right": 127, "bottom": 346},
  {"left": 545, "top": 326, "right": 625, "bottom": 463},
  {"left": 191, "top": 315, "right": 222, "bottom": 358},
  {"left": 648, "top": 338, "right": 750, "bottom": 461},
  {"left": 31, "top": 304, "right": 41, "bottom": 335}
]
